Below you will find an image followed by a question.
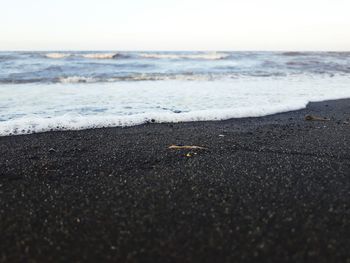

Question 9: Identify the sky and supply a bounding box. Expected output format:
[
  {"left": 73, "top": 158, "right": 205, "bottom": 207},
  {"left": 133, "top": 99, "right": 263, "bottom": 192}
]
[{"left": 1, "top": 0, "right": 350, "bottom": 51}]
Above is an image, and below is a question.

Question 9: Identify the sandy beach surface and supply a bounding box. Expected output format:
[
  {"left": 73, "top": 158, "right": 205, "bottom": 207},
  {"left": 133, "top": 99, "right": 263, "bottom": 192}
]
[{"left": 0, "top": 99, "right": 350, "bottom": 262}]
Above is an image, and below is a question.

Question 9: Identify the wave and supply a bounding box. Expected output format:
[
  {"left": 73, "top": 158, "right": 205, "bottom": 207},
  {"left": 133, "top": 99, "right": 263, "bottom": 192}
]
[
  {"left": 281, "top": 52, "right": 310, "bottom": 57},
  {"left": 0, "top": 101, "right": 309, "bottom": 136},
  {"left": 0, "top": 74, "right": 228, "bottom": 84},
  {"left": 286, "top": 61, "right": 321, "bottom": 66},
  {"left": 139, "top": 52, "right": 229, "bottom": 60},
  {"left": 45, "top": 53, "right": 72, "bottom": 59},
  {"left": 0, "top": 55, "right": 18, "bottom": 61},
  {"left": 2, "top": 70, "right": 347, "bottom": 85},
  {"left": 58, "top": 76, "right": 99, "bottom": 83},
  {"left": 0, "top": 78, "right": 52, "bottom": 84},
  {"left": 2, "top": 74, "right": 350, "bottom": 137},
  {"left": 286, "top": 61, "right": 350, "bottom": 73},
  {"left": 44, "top": 52, "right": 125, "bottom": 59},
  {"left": 81, "top": 53, "right": 120, "bottom": 59},
  {"left": 57, "top": 74, "right": 217, "bottom": 83}
]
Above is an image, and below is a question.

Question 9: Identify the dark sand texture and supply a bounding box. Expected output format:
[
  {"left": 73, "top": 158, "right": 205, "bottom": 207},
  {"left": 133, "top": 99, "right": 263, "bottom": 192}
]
[{"left": 0, "top": 99, "right": 350, "bottom": 262}]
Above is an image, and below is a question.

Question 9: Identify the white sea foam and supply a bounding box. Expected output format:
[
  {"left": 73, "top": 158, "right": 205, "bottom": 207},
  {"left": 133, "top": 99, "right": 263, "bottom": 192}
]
[
  {"left": 129, "top": 74, "right": 214, "bottom": 81},
  {"left": 1, "top": 75, "right": 350, "bottom": 136},
  {"left": 57, "top": 74, "right": 215, "bottom": 83},
  {"left": 0, "top": 103, "right": 308, "bottom": 136},
  {"left": 45, "top": 53, "right": 118, "bottom": 59},
  {"left": 139, "top": 52, "right": 229, "bottom": 60},
  {"left": 59, "top": 76, "right": 98, "bottom": 83},
  {"left": 45, "top": 53, "right": 71, "bottom": 59},
  {"left": 81, "top": 53, "right": 118, "bottom": 59}
]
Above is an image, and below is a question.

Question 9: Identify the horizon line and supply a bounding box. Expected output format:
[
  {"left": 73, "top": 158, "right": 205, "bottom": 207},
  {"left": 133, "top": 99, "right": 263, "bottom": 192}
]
[{"left": 1, "top": 49, "right": 350, "bottom": 52}]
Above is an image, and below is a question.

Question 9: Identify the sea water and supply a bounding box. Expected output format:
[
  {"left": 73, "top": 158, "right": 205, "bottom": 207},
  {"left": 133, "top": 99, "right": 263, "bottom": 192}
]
[{"left": 0, "top": 51, "right": 350, "bottom": 136}]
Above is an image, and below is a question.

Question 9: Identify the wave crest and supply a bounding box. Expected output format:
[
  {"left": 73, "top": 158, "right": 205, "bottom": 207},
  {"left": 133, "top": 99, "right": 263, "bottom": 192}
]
[
  {"left": 45, "top": 53, "right": 121, "bottom": 59},
  {"left": 45, "top": 53, "right": 71, "bottom": 59},
  {"left": 139, "top": 52, "right": 229, "bottom": 60},
  {"left": 58, "top": 76, "right": 98, "bottom": 83},
  {"left": 57, "top": 74, "right": 218, "bottom": 83},
  {"left": 81, "top": 53, "right": 119, "bottom": 59}
]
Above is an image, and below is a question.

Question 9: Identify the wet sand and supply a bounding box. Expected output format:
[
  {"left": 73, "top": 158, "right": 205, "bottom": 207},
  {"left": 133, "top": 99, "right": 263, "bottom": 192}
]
[{"left": 0, "top": 99, "right": 350, "bottom": 262}]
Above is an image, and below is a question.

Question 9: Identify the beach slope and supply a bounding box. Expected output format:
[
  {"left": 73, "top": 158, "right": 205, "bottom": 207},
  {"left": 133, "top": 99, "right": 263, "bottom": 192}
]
[{"left": 0, "top": 99, "right": 350, "bottom": 262}]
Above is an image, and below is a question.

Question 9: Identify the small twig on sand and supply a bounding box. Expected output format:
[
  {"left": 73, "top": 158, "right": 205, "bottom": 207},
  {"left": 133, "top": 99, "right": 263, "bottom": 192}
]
[
  {"left": 168, "top": 145, "right": 207, "bottom": 150},
  {"left": 304, "top": 115, "right": 330, "bottom": 121}
]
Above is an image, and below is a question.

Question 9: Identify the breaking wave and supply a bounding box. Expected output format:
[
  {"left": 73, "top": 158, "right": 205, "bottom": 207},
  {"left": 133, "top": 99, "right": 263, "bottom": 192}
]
[
  {"left": 58, "top": 76, "right": 99, "bottom": 83},
  {"left": 81, "top": 53, "right": 120, "bottom": 59},
  {"left": 45, "top": 53, "right": 72, "bottom": 59},
  {"left": 2, "top": 74, "right": 350, "bottom": 136},
  {"left": 0, "top": 102, "right": 309, "bottom": 136},
  {"left": 57, "top": 74, "right": 218, "bottom": 83},
  {"left": 139, "top": 52, "right": 230, "bottom": 60},
  {"left": 44, "top": 53, "right": 122, "bottom": 59}
]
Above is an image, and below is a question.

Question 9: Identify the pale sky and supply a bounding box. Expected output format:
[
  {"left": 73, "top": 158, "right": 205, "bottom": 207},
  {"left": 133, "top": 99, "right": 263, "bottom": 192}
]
[{"left": 1, "top": 0, "right": 350, "bottom": 51}]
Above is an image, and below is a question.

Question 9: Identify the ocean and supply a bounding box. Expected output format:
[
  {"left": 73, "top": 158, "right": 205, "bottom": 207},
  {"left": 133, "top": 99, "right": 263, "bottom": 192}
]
[{"left": 0, "top": 51, "right": 350, "bottom": 136}]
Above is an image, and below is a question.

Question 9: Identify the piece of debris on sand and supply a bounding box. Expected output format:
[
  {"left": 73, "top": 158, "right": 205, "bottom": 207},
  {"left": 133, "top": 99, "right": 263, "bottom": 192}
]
[
  {"left": 304, "top": 115, "right": 330, "bottom": 121},
  {"left": 168, "top": 145, "right": 207, "bottom": 150}
]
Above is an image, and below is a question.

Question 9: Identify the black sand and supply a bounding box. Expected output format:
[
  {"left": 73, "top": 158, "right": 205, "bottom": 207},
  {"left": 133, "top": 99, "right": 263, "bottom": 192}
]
[{"left": 0, "top": 99, "right": 350, "bottom": 262}]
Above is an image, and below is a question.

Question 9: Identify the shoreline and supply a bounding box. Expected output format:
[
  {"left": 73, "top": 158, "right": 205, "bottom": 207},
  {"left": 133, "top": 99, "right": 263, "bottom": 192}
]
[
  {"left": 1, "top": 98, "right": 350, "bottom": 262},
  {"left": 2, "top": 73, "right": 350, "bottom": 138}
]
